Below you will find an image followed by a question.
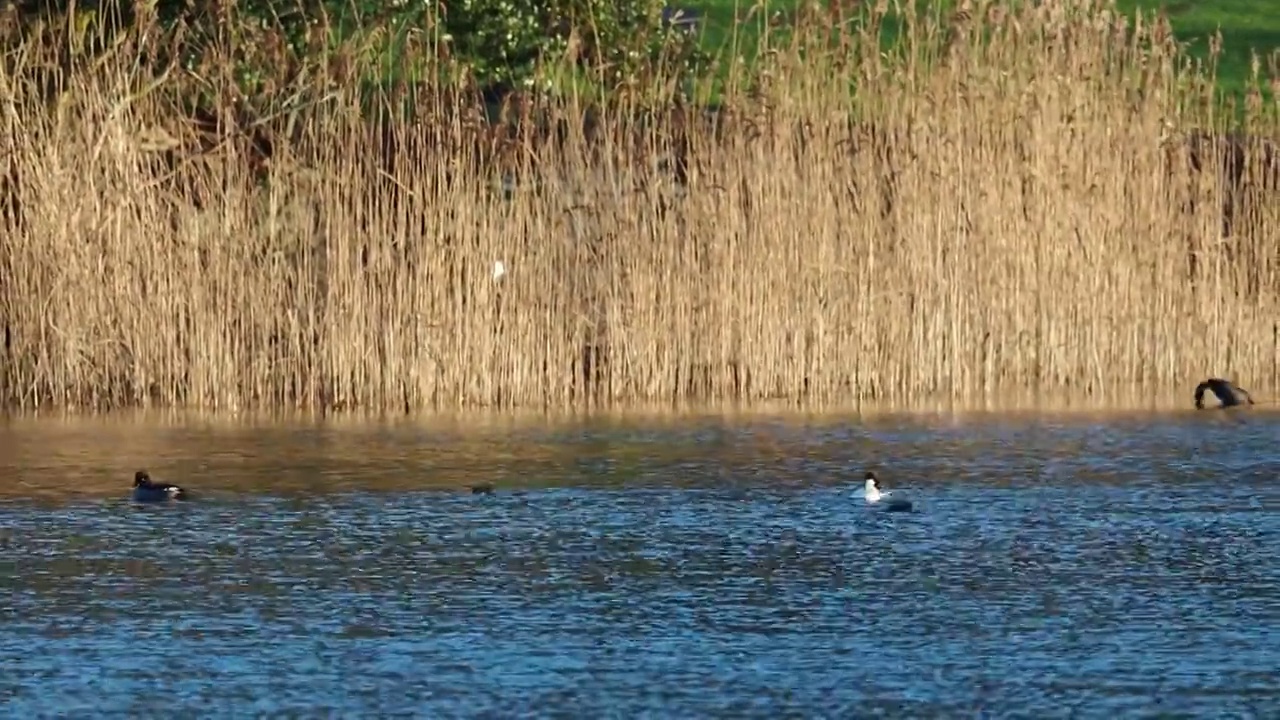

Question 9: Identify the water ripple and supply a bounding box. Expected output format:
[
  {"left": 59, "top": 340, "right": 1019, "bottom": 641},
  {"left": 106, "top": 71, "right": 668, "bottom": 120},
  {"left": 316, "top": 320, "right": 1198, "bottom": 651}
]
[{"left": 0, "top": 411, "right": 1278, "bottom": 716}]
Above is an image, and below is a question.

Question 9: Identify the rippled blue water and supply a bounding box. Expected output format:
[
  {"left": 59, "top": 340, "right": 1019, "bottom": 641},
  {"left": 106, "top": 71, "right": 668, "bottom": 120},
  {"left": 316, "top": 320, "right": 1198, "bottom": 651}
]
[{"left": 1, "top": 410, "right": 1278, "bottom": 717}]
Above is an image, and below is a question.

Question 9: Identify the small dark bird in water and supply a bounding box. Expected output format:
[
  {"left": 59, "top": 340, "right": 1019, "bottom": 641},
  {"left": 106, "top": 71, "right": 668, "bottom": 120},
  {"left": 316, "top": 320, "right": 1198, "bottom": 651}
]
[
  {"left": 470, "top": 482, "right": 495, "bottom": 495},
  {"left": 1194, "top": 378, "right": 1255, "bottom": 409},
  {"left": 132, "top": 470, "right": 188, "bottom": 502},
  {"left": 863, "top": 471, "right": 913, "bottom": 513}
]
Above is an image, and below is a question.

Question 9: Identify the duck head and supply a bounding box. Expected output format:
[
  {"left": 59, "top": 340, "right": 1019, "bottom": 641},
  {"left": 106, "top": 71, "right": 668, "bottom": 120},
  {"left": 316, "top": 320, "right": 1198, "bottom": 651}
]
[{"left": 134, "top": 470, "right": 151, "bottom": 488}]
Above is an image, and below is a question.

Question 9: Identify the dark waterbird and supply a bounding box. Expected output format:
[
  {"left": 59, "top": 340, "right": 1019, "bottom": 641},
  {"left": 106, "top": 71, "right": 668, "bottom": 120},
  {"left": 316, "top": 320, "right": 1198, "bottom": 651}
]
[
  {"left": 1194, "top": 378, "right": 1255, "bottom": 409},
  {"left": 863, "top": 471, "right": 913, "bottom": 513},
  {"left": 132, "top": 470, "right": 188, "bottom": 503},
  {"left": 470, "top": 482, "right": 495, "bottom": 495}
]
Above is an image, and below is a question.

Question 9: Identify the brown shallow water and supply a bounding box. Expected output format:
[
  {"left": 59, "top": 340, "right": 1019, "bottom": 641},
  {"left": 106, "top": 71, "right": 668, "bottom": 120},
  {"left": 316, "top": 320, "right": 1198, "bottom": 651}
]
[{"left": 0, "top": 408, "right": 1277, "bottom": 717}]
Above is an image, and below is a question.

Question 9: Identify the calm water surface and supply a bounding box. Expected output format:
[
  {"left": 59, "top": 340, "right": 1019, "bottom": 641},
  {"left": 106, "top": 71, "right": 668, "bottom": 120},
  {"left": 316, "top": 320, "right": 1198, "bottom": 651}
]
[{"left": 1, "top": 410, "right": 1278, "bottom": 717}]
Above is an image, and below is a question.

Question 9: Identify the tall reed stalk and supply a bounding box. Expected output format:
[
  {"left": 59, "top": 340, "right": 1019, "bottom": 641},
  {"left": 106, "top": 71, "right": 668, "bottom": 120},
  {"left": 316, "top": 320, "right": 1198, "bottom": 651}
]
[{"left": 1, "top": 0, "right": 1277, "bottom": 414}]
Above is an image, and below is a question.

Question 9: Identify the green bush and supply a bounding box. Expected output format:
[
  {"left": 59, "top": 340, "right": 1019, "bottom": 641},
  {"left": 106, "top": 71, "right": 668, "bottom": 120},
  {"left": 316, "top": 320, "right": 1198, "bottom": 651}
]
[
  {"left": 438, "top": 0, "right": 708, "bottom": 92},
  {"left": 13, "top": 0, "right": 709, "bottom": 99}
]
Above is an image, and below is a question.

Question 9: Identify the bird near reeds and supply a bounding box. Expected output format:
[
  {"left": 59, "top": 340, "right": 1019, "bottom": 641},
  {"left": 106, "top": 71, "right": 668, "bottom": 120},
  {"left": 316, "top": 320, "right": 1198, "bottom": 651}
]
[
  {"left": 470, "top": 482, "right": 495, "bottom": 495},
  {"left": 131, "top": 470, "right": 188, "bottom": 502},
  {"left": 862, "top": 471, "right": 913, "bottom": 513},
  {"left": 1194, "top": 378, "right": 1255, "bottom": 409}
]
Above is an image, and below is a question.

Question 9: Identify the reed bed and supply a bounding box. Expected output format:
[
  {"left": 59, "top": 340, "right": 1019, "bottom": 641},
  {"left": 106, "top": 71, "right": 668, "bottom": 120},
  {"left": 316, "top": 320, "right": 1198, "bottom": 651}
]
[{"left": 1, "top": 0, "right": 1278, "bottom": 414}]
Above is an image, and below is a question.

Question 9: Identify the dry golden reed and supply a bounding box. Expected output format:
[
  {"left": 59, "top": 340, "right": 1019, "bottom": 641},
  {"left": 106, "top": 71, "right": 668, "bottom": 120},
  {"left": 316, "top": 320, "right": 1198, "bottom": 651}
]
[{"left": 1, "top": 0, "right": 1278, "bottom": 415}]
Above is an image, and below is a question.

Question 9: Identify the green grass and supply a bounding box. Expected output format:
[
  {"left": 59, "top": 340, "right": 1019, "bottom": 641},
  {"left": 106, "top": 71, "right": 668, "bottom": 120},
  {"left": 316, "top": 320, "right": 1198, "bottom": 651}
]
[
  {"left": 1132, "top": 0, "right": 1280, "bottom": 94},
  {"left": 681, "top": 0, "right": 1280, "bottom": 100}
]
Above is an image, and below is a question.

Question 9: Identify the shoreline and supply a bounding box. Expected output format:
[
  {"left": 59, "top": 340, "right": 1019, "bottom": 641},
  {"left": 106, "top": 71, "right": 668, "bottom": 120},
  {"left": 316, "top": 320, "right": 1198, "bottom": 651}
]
[{"left": 2, "top": 393, "right": 1275, "bottom": 429}]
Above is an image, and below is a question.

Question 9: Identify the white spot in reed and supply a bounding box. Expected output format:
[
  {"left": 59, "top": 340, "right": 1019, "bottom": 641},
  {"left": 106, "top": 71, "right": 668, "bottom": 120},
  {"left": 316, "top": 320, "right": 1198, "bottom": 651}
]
[{"left": 492, "top": 261, "right": 507, "bottom": 281}]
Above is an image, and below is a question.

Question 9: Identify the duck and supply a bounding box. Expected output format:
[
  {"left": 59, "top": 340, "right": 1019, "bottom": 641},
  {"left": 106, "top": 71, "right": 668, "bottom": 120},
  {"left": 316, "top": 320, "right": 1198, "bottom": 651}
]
[
  {"left": 132, "top": 470, "right": 188, "bottom": 502},
  {"left": 863, "top": 471, "right": 913, "bottom": 512},
  {"left": 470, "top": 482, "right": 495, "bottom": 495},
  {"left": 1194, "top": 378, "right": 1255, "bottom": 409}
]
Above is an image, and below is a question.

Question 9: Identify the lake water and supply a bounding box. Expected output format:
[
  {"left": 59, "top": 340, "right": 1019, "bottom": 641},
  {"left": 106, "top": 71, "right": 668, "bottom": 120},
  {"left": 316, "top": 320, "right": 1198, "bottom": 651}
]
[{"left": 1, "top": 409, "right": 1278, "bottom": 717}]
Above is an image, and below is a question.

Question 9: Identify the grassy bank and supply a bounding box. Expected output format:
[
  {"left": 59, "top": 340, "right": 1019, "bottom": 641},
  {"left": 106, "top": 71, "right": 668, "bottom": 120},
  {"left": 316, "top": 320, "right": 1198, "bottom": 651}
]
[
  {"left": 1131, "top": 0, "right": 1280, "bottom": 98},
  {"left": 688, "top": 0, "right": 1280, "bottom": 101},
  {"left": 1, "top": 0, "right": 1278, "bottom": 414}
]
